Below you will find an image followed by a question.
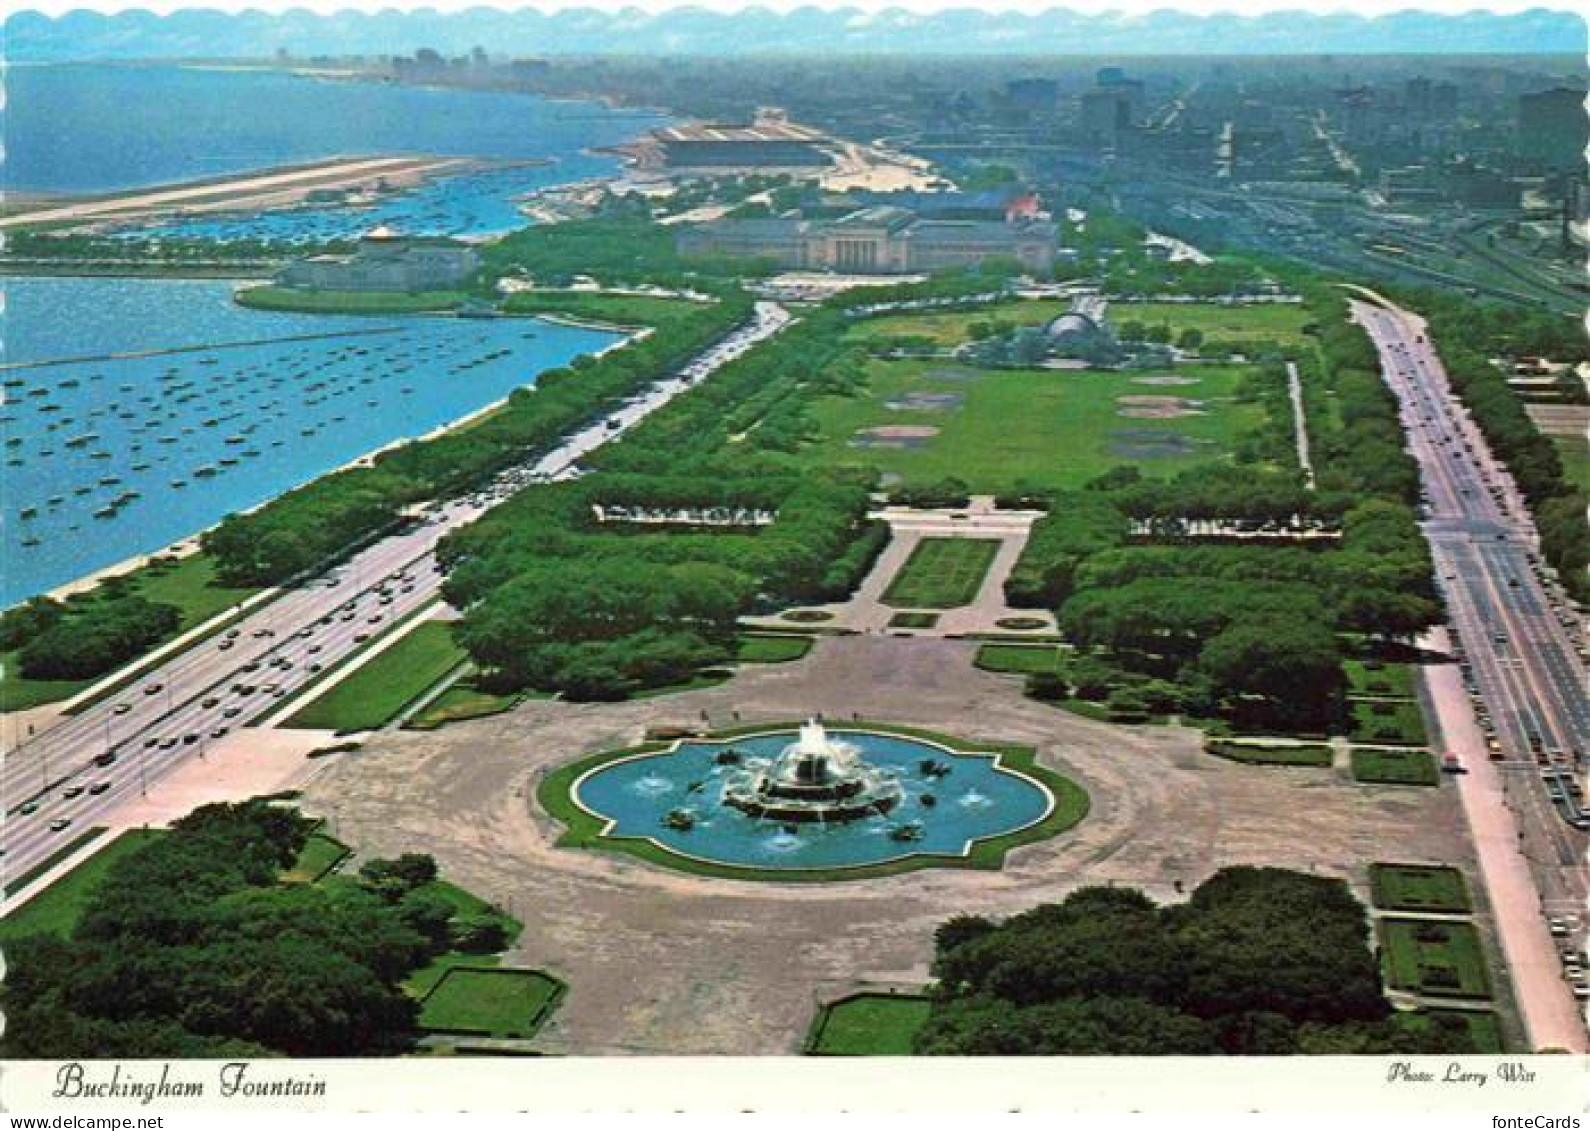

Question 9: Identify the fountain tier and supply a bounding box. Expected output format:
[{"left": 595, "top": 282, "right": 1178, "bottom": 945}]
[{"left": 721, "top": 721, "right": 904, "bottom": 823}]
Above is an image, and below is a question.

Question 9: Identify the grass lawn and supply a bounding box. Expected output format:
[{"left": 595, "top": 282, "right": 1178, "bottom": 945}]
[
  {"left": 888, "top": 611, "right": 939, "bottom": 629},
  {"left": 235, "top": 285, "right": 467, "bottom": 314},
  {"left": 129, "top": 553, "right": 258, "bottom": 632},
  {"left": 1108, "top": 301, "right": 1314, "bottom": 346},
  {"left": 405, "top": 679, "right": 521, "bottom": 730},
  {"left": 1206, "top": 740, "right": 1334, "bottom": 767},
  {"left": 1, "top": 553, "right": 258, "bottom": 713},
  {"left": 1352, "top": 748, "right": 1439, "bottom": 787},
  {"left": 627, "top": 668, "right": 732, "bottom": 700},
  {"left": 974, "top": 644, "right": 1060, "bottom": 674},
  {"left": 1396, "top": 1009, "right": 1504, "bottom": 1053},
  {"left": 399, "top": 879, "right": 524, "bottom": 998},
  {"left": 1553, "top": 435, "right": 1589, "bottom": 494},
  {"left": 0, "top": 829, "right": 165, "bottom": 941},
  {"left": 807, "top": 992, "right": 933, "bottom": 1055},
  {"left": 280, "top": 832, "right": 352, "bottom": 884},
  {"left": 1344, "top": 659, "right": 1418, "bottom": 700},
  {"left": 1369, "top": 863, "right": 1472, "bottom": 914},
  {"left": 1347, "top": 698, "right": 1429, "bottom": 746},
  {"left": 284, "top": 621, "right": 465, "bottom": 732},
  {"left": 500, "top": 290, "right": 697, "bottom": 329},
  {"left": 734, "top": 634, "right": 813, "bottom": 663},
  {"left": 882, "top": 538, "right": 1000, "bottom": 609},
  {"left": 417, "top": 968, "right": 564, "bottom": 1037},
  {"left": 792, "top": 356, "right": 1266, "bottom": 494},
  {"left": 1379, "top": 917, "right": 1493, "bottom": 999},
  {"left": 851, "top": 298, "right": 1068, "bottom": 348}
]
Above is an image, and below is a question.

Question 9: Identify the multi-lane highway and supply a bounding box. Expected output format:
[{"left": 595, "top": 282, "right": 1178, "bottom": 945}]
[
  {"left": 1, "top": 301, "right": 792, "bottom": 887},
  {"left": 1355, "top": 293, "right": 1589, "bottom": 1046}
]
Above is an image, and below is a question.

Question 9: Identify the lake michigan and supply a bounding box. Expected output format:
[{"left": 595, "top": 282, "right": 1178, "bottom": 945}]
[{"left": 2, "top": 64, "right": 661, "bottom": 604}]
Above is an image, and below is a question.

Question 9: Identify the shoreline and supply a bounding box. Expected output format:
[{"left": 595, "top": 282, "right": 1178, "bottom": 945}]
[{"left": 16, "top": 313, "right": 645, "bottom": 613}]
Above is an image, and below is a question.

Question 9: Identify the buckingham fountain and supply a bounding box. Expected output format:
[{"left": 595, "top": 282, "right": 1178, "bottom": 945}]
[
  {"left": 568, "top": 717, "right": 1068, "bottom": 873},
  {"left": 721, "top": 721, "right": 905, "bottom": 823}
]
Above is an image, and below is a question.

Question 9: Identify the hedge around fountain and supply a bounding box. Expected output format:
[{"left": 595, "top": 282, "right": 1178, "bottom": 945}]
[{"left": 536, "top": 720, "right": 1090, "bottom": 883}]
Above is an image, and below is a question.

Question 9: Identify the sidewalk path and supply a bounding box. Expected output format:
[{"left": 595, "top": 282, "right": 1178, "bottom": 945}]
[{"left": 1422, "top": 626, "right": 1588, "bottom": 1051}]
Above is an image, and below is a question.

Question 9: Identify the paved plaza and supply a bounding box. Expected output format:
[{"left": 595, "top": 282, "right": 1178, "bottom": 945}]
[
  {"left": 743, "top": 497, "right": 1057, "bottom": 636},
  {"left": 299, "top": 635, "right": 1485, "bottom": 1055}
]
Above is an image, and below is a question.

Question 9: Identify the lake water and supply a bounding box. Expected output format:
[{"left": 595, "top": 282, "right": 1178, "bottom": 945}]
[
  {"left": 6, "top": 63, "right": 668, "bottom": 239},
  {"left": 1, "top": 277, "right": 620, "bottom": 605}
]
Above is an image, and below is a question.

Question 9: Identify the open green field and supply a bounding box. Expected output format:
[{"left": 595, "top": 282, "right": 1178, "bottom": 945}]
[
  {"left": 235, "top": 285, "right": 468, "bottom": 314},
  {"left": 1555, "top": 435, "right": 1590, "bottom": 495},
  {"left": 418, "top": 968, "right": 564, "bottom": 1037},
  {"left": 1, "top": 553, "right": 258, "bottom": 713},
  {"left": 280, "top": 832, "right": 351, "bottom": 884},
  {"left": 499, "top": 290, "right": 697, "bottom": 329},
  {"left": 734, "top": 634, "right": 813, "bottom": 663},
  {"left": 974, "top": 644, "right": 1061, "bottom": 674},
  {"left": 793, "top": 357, "right": 1265, "bottom": 494},
  {"left": 405, "top": 678, "right": 521, "bottom": 730},
  {"left": 882, "top": 538, "right": 1000, "bottom": 609},
  {"left": 806, "top": 992, "right": 933, "bottom": 1055},
  {"left": 1379, "top": 917, "right": 1492, "bottom": 999},
  {"left": 1206, "top": 740, "right": 1334, "bottom": 767},
  {"left": 1108, "top": 301, "right": 1314, "bottom": 346},
  {"left": 1347, "top": 698, "right": 1429, "bottom": 746},
  {"left": 285, "top": 620, "right": 465, "bottom": 732},
  {"left": 1369, "top": 863, "right": 1471, "bottom": 914},
  {"left": 0, "top": 829, "right": 165, "bottom": 941},
  {"left": 1352, "top": 747, "right": 1439, "bottom": 786},
  {"left": 1344, "top": 659, "right": 1418, "bottom": 699},
  {"left": 853, "top": 298, "right": 1068, "bottom": 347}
]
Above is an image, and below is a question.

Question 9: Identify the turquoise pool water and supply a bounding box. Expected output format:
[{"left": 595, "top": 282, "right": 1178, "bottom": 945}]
[{"left": 574, "top": 730, "right": 1054, "bottom": 871}]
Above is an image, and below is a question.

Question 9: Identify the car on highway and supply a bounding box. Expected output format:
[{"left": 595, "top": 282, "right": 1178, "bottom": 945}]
[
  {"left": 18, "top": 803, "right": 39, "bottom": 816},
  {"left": 144, "top": 683, "right": 163, "bottom": 695},
  {"left": 1440, "top": 753, "right": 1467, "bottom": 775},
  {"left": 113, "top": 703, "right": 132, "bottom": 715},
  {"left": 202, "top": 697, "right": 220, "bottom": 709},
  {"left": 89, "top": 783, "right": 110, "bottom": 796},
  {"left": 159, "top": 737, "right": 178, "bottom": 750},
  {"left": 95, "top": 752, "right": 117, "bottom": 767},
  {"left": 62, "top": 786, "right": 84, "bottom": 800},
  {"left": 223, "top": 706, "right": 243, "bottom": 718},
  {"left": 49, "top": 819, "right": 72, "bottom": 833},
  {"left": 211, "top": 728, "right": 229, "bottom": 740}
]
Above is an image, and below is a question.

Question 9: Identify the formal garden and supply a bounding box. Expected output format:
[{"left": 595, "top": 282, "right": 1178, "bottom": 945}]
[
  {"left": 1369, "top": 863, "right": 1472, "bottom": 914},
  {"left": 1378, "top": 917, "right": 1493, "bottom": 1000},
  {"left": 881, "top": 537, "right": 1001, "bottom": 609}
]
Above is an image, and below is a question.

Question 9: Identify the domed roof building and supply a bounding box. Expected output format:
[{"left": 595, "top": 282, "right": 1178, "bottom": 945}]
[{"left": 1043, "top": 310, "right": 1119, "bottom": 363}]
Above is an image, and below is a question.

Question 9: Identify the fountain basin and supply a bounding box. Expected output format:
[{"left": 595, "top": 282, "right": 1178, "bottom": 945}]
[{"left": 567, "top": 725, "right": 1063, "bottom": 874}]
